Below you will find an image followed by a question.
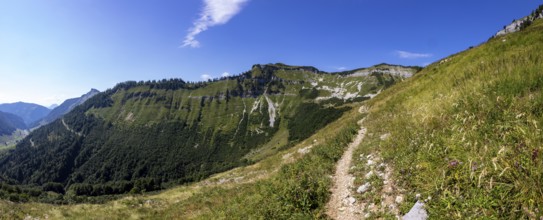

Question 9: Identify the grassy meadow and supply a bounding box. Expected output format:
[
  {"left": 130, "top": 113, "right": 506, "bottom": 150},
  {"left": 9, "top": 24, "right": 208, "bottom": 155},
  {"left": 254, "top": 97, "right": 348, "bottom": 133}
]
[{"left": 352, "top": 19, "right": 543, "bottom": 218}]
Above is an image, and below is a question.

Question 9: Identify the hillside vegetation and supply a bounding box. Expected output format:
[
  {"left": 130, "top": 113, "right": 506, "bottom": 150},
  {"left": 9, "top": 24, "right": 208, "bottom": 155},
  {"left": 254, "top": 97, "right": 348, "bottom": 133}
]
[
  {"left": 0, "top": 112, "right": 27, "bottom": 154},
  {"left": 0, "top": 92, "right": 366, "bottom": 219},
  {"left": 2, "top": 14, "right": 542, "bottom": 220},
  {"left": 30, "top": 89, "right": 100, "bottom": 128},
  {"left": 1, "top": 13, "right": 542, "bottom": 220},
  {"left": 0, "top": 112, "right": 26, "bottom": 137},
  {"left": 0, "top": 63, "right": 416, "bottom": 204},
  {"left": 352, "top": 18, "right": 543, "bottom": 218}
]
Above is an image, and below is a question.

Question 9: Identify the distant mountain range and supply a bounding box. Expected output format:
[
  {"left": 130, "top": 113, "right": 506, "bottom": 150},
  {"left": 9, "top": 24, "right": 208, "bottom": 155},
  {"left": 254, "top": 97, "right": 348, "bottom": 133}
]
[
  {"left": 0, "top": 89, "right": 100, "bottom": 130},
  {"left": 2, "top": 3, "right": 543, "bottom": 219},
  {"left": 0, "top": 88, "right": 100, "bottom": 148},
  {"left": 0, "top": 63, "right": 419, "bottom": 198},
  {"left": 31, "top": 89, "right": 100, "bottom": 128},
  {"left": 0, "top": 102, "right": 50, "bottom": 126}
]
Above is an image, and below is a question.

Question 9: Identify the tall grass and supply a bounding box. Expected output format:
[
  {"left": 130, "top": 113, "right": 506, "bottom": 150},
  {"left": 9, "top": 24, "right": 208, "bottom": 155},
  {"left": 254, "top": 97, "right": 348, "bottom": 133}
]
[
  {"left": 176, "top": 113, "right": 361, "bottom": 219},
  {"left": 354, "top": 20, "right": 543, "bottom": 218}
]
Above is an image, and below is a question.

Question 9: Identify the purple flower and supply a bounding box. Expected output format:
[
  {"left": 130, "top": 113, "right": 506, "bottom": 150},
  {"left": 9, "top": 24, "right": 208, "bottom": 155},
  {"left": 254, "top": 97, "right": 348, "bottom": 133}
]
[{"left": 448, "top": 160, "right": 460, "bottom": 168}]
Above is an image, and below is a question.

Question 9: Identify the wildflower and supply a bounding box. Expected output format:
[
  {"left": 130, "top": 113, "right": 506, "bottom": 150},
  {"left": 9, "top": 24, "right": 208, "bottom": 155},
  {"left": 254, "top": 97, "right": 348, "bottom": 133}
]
[
  {"left": 471, "top": 162, "right": 478, "bottom": 171},
  {"left": 448, "top": 160, "right": 460, "bottom": 168},
  {"left": 532, "top": 149, "right": 539, "bottom": 161}
]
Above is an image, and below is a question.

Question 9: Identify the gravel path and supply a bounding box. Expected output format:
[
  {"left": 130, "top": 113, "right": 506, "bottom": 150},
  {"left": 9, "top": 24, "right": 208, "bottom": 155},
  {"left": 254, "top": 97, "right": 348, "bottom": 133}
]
[
  {"left": 325, "top": 119, "right": 367, "bottom": 220},
  {"left": 326, "top": 105, "right": 427, "bottom": 219}
]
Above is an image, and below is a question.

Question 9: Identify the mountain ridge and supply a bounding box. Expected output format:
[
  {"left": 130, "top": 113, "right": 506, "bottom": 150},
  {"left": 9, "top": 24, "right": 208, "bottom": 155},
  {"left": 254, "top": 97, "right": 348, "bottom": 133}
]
[
  {"left": 350, "top": 17, "right": 543, "bottom": 218},
  {"left": 1, "top": 3, "right": 543, "bottom": 219},
  {"left": 0, "top": 63, "right": 418, "bottom": 202},
  {"left": 0, "top": 102, "right": 50, "bottom": 126},
  {"left": 31, "top": 89, "right": 100, "bottom": 128},
  {"left": 495, "top": 4, "right": 543, "bottom": 36}
]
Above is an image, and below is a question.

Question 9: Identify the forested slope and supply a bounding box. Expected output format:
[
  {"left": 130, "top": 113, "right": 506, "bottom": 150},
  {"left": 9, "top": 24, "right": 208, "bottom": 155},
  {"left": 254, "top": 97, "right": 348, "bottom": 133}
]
[
  {"left": 0, "top": 112, "right": 26, "bottom": 136},
  {"left": 0, "top": 63, "right": 417, "bottom": 202}
]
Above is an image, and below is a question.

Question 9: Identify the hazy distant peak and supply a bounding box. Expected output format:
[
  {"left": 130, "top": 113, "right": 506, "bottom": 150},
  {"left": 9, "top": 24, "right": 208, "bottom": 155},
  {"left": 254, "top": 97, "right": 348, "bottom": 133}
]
[
  {"left": 82, "top": 89, "right": 100, "bottom": 99},
  {"left": 0, "top": 102, "right": 50, "bottom": 126},
  {"left": 30, "top": 89, "right": 100, "bottom": 128}
]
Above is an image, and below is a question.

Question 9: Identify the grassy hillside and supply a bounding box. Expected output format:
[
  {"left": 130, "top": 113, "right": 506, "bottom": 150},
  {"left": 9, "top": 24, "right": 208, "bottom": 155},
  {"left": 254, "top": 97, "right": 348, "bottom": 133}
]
[
  {"left": 3, "top": 17, "right": 542, "bottom": 220},
  {"left": 0, "top": 63, "right": 415, "bottom": 204},
  {"left": 0, "top": 100, "right": 365, "bottom": 219},
  {"left": 352, "top": 19, "right": 543, "bottom": 218},
  {"left": 1, "top": 7, "right": 542, "bottom": 220}
]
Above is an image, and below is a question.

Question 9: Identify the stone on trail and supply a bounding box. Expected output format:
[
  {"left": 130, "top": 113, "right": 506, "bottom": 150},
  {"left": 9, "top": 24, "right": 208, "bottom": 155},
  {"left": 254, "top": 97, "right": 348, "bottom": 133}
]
[
  {"left": 395, "top": 195, "right": 404, "bottom": 204},
  {"left": 403, "top": 201, "right": 428, "bottom": 220},
  {"left": 356, "top": 182, "right": 371, "bottom": 193}
]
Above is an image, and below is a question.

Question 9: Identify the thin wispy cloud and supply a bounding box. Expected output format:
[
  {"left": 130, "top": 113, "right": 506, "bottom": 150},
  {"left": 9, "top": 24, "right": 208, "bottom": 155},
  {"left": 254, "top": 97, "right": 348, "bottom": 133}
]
[
  {"left": 221, "top": 72, "right": 231, "bottom": 77},
  {"left": 395, "top": 50, "right": 433, "bottom": 59},
  {"left": 183, "top": 0, "right": 250, "bottom": 48}
]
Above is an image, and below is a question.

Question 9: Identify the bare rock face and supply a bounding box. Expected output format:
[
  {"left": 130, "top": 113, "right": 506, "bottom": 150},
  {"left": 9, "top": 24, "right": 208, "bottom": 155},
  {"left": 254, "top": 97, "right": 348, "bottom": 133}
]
[
  {"left": 496, "top": 19, "right": 526, "bottom": 36},
  {"left": 351, "top": 65, "right": 418, "bottom": 78},
  {"left": 495, "top": 9, "right": 543, "bottom": 37}
]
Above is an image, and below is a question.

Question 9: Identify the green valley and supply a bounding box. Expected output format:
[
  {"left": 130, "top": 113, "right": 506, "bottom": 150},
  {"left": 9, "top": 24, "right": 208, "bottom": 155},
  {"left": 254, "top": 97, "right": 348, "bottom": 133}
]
[
  {"left": 1, "top": 2, "right": 543, "bottom": 220},
  {"left": 0, "top": 63, "right": 415, "bottom": 204}
]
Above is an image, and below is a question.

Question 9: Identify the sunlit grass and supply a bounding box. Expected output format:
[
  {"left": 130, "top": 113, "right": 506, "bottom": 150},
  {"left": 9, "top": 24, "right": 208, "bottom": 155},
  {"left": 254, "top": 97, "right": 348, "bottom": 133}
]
[
  {"left": 0, "top": 102, "right": 363, "bottom": 219},
  {"left": 353, "top": 19, "right": 543, "bottom": 218}
]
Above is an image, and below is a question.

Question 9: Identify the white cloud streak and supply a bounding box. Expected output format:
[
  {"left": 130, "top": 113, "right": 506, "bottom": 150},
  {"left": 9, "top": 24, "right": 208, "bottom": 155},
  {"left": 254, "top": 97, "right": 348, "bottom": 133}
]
[
  {"left": 183, "top": 0, "right": 250, "bottom": 48},
  {"left": 221, "top": 72, "right": 231, "bottom": 77},
  {"left": 395, "top": 50, "right": 433, "bottom": 59}
]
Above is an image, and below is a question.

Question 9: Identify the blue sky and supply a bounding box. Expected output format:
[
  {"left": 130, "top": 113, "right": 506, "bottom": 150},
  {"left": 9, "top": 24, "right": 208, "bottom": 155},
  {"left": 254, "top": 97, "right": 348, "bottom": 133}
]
[{"left": 0, "top": 0, "right": 541, "bottom": 106}]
